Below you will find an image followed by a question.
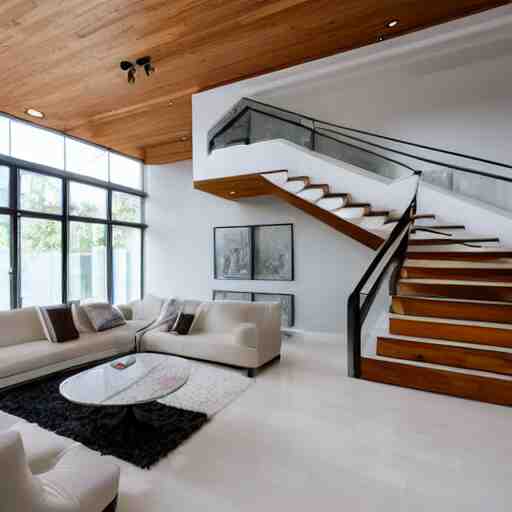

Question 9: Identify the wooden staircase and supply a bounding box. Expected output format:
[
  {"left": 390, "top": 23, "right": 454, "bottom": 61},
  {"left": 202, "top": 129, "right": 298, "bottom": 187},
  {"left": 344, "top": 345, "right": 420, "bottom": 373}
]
[{"left": 362, "top": 216, "right": 512, "bottom": 406}]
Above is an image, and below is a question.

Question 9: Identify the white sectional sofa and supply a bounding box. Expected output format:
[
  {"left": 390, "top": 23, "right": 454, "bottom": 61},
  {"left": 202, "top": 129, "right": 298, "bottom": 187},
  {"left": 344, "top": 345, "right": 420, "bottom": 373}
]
[
  {"left": 139, "top": 300, "right": 282, "bottom": 377},
  {"left": 0, "top": 307, "right": 147, "bottom": 390},
  {"left": 0, "top": 410, "right": 119, "bottom": 511}
]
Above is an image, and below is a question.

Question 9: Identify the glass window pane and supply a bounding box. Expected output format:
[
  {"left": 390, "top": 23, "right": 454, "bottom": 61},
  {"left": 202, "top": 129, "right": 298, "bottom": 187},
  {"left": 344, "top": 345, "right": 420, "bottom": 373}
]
[
  {"left": 19, "top": 170, "right": 62, "bottom": 214},
  {"left": 11, "top": 120, "right": 64, "bottom": 169},
  {"left": 109, "top": 153, "right": 143, "bottom": 190},
  {"left": 112, "top": 192, "right": 142, "bottom": 223},
  {"left": 65, "top": 138, "right": 108, "bottom": 181},
  {"left": 69, "top": 182, "right": 107, "bottom": 219},
  {"left": 0, "top": 166, "right": 9, "bottom": 207},
  {"left": 20, "top": 218, "right": 62, "bottom": 306},
  {"left": 113, "top": 226, "right": 141, "bottom": 303},
  {"left": 69, "top": 222, "right": 107, "bottom": 302},
  {"left": 0, "top": 215, "right": 11, "bottom": 310},
  {"left": 0, "top": 116, "right": 9, "bottom": 156}
]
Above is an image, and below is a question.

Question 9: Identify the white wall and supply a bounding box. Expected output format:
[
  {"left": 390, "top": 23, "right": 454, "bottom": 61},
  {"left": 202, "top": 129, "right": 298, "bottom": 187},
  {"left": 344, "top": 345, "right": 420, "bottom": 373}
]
[
  {"left": 145, "top": 160, "right": 372, "bottom": 333},
  {"left": 193, "top": 4, "right": 512, "bottom": 178}
]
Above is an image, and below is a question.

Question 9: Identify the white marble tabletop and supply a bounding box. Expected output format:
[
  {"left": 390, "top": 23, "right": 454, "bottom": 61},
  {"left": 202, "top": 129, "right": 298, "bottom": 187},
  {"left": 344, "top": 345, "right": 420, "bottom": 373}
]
[{"left": 59, "top": 353, "right": 190, "bottom": 406}]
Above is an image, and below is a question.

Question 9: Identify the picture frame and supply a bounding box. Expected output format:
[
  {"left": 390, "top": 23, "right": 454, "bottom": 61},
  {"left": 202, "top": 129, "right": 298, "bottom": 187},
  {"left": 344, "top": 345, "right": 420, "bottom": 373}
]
[
  {"left": 212, "top": 290, "right": 252, "bottom": 302},
  {"left": 253, "top": 292, "right": 295, "bottom": 328},
  {"left": 253, "top": 224, "right": 294, "bottom": 281},
  {"left": 214, "top": 226, "right": 253, "bottom": 280},
  {"left": 213, "top": 223, "right": 294, "bottom": 282}
]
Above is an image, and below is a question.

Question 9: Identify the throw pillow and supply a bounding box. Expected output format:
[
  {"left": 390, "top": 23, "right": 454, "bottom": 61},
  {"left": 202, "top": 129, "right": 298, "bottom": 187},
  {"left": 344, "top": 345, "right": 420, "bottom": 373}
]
[
  {"left": 71, "top": 303, "right": 95, "bottom": 334},
  {"left": 170, "top": 313, "right": 195, "bottom": 335},
  {"left": 37, "top": 305, "right": 79, "bottom": 343},
  {"left": 81, "top": 303, "right": 126, "bottom": 332}
]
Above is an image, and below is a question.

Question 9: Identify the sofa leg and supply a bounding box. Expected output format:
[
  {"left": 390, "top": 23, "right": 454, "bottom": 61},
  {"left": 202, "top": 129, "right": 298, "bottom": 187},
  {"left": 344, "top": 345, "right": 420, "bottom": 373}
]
[{"left": 247, "top": 368, "right": 257, "bottom": 378}]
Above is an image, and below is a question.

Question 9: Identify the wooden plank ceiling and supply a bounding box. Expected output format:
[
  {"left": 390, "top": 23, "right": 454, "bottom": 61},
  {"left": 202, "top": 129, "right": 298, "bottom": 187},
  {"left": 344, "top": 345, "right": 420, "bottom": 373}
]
[{"left": 0, "top": 0, "right": 509, "bottom": 165}]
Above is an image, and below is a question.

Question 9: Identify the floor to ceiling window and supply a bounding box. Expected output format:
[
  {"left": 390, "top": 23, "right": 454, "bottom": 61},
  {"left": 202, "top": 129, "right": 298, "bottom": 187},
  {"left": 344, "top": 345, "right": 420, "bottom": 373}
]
[{"left": 0, "top": 114, "right": 146, "bottom": 310}]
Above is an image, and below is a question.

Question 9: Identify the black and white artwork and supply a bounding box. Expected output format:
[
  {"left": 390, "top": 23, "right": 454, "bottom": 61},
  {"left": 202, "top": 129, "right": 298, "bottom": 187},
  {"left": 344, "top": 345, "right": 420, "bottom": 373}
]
[
  {"left": 253, "top": 293, "right": 295, "bottom": 327},
  {"left": 214, "top": 227, "right": 252, "bottom": 280},
  {"left": 253, "top": 224, "right": 294, "bottom": 281},
  {"left": 213, "top": 290, "right": 252, "bottom": 302}
]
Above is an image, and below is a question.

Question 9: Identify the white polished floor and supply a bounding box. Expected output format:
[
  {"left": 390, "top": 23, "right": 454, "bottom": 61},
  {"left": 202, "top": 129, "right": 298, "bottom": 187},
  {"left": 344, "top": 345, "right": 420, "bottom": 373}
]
[{"left": 116, "top": 333, "right": 511, "bottom": 511}]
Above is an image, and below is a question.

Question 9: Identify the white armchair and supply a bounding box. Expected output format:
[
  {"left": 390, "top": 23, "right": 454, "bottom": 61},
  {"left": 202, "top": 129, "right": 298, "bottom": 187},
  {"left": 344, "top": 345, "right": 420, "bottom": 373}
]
[{"left": 0, "top": 430, "right": 119, "bottom": 512}]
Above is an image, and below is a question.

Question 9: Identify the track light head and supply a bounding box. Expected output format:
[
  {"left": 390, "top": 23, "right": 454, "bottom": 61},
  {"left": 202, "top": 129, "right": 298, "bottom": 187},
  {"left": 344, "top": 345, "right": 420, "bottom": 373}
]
[
  {"left": 127, "top": 67, "right": 136, "bottom": 84},
  {"left": 120, "top": 60, "right": 134, "bottom": 71}
]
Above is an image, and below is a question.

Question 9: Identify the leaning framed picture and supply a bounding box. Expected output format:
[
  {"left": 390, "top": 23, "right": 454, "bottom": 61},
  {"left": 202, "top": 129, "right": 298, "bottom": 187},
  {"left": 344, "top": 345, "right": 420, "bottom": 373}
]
[
  {"left": 214, "top": 226, "right": 253, "bottom": 280},
  {"left": 253, "top": 224, "right": 294, "bottom": 281},
  {"left": 253, "top": 293, "right": 295, "bottom": 327},
  {"left": 212, "top": 290, "right": 252, "bottom": 302}
]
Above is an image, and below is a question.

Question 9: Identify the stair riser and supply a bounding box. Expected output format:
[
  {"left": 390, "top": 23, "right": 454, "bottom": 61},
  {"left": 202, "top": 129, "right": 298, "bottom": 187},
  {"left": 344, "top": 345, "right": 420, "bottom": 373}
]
[
  {"left": 389, "top": 318, "right": 512, "bottom": 348},
  {"left": 316, "top": 196, "right": 349, "bottom": 211},
  {"left": 335, "top": 208, "right": 368, "bottom": 219},
  {"left": 401, "top": 267, "right": 512, "bottom": 282},
  {"left": 398, "top": 282, "right": 512, "bottom": 302},
  {"left": 284, "top": 181, "right": 307, "bottom": 193},
  {"left": 355, "top": 217, "right": 388, "bottom": 229},
  {"left": 361, "top": 358, "right": 512, "bottom": 406},
  {"left": 407, "top": 251, "right": 512, "bottom": 261},
  {"left": 377, "top": 337, "right": 512, "bottom": 376},
  {"left": 391, "top": 297, "right": 512, "bottom": 324}
]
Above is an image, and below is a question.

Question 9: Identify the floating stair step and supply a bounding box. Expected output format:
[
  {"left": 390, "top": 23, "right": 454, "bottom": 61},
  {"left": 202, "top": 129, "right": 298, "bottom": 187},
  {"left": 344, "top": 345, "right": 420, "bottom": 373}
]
[
  {"left": 391, "top": 296, "right": 512, "bottom": 324},
  {"left": 397, "top": 278, "right": 512, "bottom": 302},
  {"left": 389, "top": 313, "right": 512, "bottom": 348},
  {"left": 261, "top": 170, "right": 289, "bottom": 186},
  {"left": 316, "top": 193, "right": 350, "bottom": 211},
  {"left": 361, "top": 357, "right": 512, "bottom": 406},
  {"left": 353, "top": 215, "right": 388, "bottom": 229},
  {"left": 333, "top": 203, "right": 370, "bottom": 219},
  {"left": 297, "top": 184, "right": 329, "bottom": 202},
  {"left": 283, "top": 176, "right": 310, "bottom": 193},
  {"left": 407, "top": 246, "right": 512, "bottom": 260},
  {"left": 401, "top": 262, "right": 512, "bottom": 281},
  {"left": 377, "top": 337, "right": 512, "bottom": 376},
  {"left": 412, "top": 214, "right": 436, "bottom": 223},
  {"left": 409, "top": 237, "right": 500, "bottom": 246}
]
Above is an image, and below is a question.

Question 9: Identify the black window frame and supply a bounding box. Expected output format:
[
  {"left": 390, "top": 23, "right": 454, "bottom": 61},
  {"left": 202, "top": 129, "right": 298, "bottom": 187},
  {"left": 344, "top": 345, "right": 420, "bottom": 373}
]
[{"left": 0, "top": 153, "right": 147, "bottom": 309}]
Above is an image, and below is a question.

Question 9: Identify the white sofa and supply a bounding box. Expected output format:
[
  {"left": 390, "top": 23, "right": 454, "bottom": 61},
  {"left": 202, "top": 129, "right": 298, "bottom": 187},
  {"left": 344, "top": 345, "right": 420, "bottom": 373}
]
[
  {"left": 0, "top": 307, "right": 147, "bottom": 390},
  {"left": 0, "top": 410, "right": 119, "bottom": 512},
  {"left": 140, "top": 301, "right": 282, "bottom": 377}
]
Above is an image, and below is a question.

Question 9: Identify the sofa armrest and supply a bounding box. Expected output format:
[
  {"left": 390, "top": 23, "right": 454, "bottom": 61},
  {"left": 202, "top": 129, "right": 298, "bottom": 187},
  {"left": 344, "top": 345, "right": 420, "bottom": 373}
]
[
  {"left": 116, "top": 304, "right": 133, "bottom": 320},
  {"left": 232, "top": 323, "right": 258, "bottom": 349}
]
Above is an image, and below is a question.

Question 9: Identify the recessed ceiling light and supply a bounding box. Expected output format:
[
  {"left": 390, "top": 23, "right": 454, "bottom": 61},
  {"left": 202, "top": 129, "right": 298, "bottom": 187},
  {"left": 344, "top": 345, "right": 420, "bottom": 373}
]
[
  {"left": 229, "top": 191, "right": 236, "bottom": 195},
  {"left": 387, "top": 19, "right": 399, "bottom": 28},
  {"left": 25, "top": 108, "right": 45, "bottom": 119},
  {"left": 168, "top": 100, "right": 174, "bottom": 106},
  {"left": 180, "top": 136, "right": 188, "bottom": 141},
  {"left": 377, "top": 35, "right": 385, "bottom": 42}
]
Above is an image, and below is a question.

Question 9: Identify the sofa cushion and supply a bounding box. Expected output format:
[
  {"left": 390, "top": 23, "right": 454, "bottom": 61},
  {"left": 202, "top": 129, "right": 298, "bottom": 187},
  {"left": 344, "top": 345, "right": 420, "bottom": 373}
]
[
  {"left": 82, "top": 303, "right": 126, "bottom": 332},
  {"left": 71, "top": 303, "right": 95, "bottom": 334},
  {"left": 0, "top": 411, "right": 24, "bottom": 431},
  {"left": 131, "top": 294, "right": 164, "bottom": 321},
  {"left": 0, "top": 321, "right": 146, "bottom": 380},
  {"left": 37, "top": 305, "right": 79, "bottom": 343},
  {"left": 0, "top": 307, "right": 46, "bottom": 349},
  {"left": 141, "top": 331, "right": 259, "bottom": 368},
  {"left": 171, "top": 313, "right": 195, "bottom": 335}
]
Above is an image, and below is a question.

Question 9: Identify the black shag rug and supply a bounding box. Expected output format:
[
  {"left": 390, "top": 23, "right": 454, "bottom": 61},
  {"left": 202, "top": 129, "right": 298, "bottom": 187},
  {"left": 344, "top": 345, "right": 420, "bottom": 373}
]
[{"left": 0, "top": 368, "right": 208, "bottom": 469}]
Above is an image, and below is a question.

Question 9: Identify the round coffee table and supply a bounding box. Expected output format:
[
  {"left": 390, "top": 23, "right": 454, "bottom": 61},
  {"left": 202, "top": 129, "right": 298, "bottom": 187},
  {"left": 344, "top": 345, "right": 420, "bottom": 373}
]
[{"left": 59, "top": 353, "right": 190, "bottom": 428}]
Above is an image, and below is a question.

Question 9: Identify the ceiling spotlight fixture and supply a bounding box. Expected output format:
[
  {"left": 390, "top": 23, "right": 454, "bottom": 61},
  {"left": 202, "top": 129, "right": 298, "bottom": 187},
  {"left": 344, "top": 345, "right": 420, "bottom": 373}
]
[
  {"left": 25, "top": 108, "right": 45, "bottom": 119},
  {"left": 168, "top": 100, "right": 174, "bottom": 106},
  {"left": 386, "top": 19, "right": 399, "bottom": 28},
  {"left": 229, "top": 191, "right": 236, "bottom": 195},
  {"left": 120, "top": 56, "right": 155, "bottom": 84},
  {"left": 180, "top": 136, "right": 188, "bottom": 142},
  {"left": 377, "top": 35, "right": 385, "bottom": 42}
]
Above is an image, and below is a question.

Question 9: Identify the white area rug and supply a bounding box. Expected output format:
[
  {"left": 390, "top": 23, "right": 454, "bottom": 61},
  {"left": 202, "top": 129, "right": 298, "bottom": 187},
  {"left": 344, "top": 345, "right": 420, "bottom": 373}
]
[{"left": 158, "top": 361, "right": 253, "bottom": 417}]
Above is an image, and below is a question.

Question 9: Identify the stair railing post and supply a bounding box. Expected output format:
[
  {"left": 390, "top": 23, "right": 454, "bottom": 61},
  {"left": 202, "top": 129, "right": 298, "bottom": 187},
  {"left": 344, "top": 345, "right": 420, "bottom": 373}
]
[{"left": 347, "top": 291, "right": 361, "bottom": 378}]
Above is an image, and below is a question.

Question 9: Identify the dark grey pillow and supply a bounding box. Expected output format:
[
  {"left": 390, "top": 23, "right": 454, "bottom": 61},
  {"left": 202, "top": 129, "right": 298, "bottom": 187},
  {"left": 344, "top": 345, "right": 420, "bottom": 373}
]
[
  {"left": 37, "top": 305, "right": 80, "bottom": 343},
  {"left": 81, "top": 303, "right": 126, "bottom": 332}
]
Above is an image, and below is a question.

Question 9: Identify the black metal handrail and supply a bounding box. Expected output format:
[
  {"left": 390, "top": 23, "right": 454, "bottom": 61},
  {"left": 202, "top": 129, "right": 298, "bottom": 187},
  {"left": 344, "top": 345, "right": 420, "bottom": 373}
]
[
  {"left": 208, "top": 97, "right": 512, "bottom": 184},
  {"left": 346, "top": 195, "right": 416, "bottom": 377}
]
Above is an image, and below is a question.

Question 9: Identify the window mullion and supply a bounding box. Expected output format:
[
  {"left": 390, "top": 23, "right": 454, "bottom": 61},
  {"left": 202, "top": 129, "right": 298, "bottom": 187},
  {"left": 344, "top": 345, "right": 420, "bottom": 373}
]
[{"left": 107, "top": 189, "right": 113, "bottom": 304}]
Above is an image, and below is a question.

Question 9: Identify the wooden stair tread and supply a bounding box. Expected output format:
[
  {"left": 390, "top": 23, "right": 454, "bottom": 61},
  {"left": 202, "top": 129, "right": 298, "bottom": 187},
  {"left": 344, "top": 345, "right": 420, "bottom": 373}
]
[
  {"left": 287, "top": 176, "right": 309, "bottom": 182},
  {"left": 377, "top": 337, "right": 512, "bottom": 376},
  {"left": 365, "top": 210, "right": 389, "bottom": 217},
  {"left": 361, "top": 357, "right": 512, "bottom": 406},
  {"left": 391, "top": 296, "right": 512, "bottom": 324},
  {"left": 411, "top": 225, "right": 465, "bottom": 232},
  {"left": 399, "top": 278, "right": 512, "bottom": 287},
  {"left": 401, "top": 265, "right": 512, "bottom": 282},
  {"left": 403, "top": 258, "right": 512, "bottom": 268},
  {"left": 389, "top": 312, "right": 512, "bottom": 330},
  {"left": 409, "top": 237, "right": 500, "bottom": 246}
]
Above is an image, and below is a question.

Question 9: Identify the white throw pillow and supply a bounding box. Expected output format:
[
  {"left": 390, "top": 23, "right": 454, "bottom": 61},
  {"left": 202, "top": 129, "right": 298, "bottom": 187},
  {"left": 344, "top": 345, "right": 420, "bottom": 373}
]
[
  {"left": 81, "top": 303, "right": 126, "bottom": 332},
  {"left": 152, "top": 298, "right": 181, "bottom": 329}
]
